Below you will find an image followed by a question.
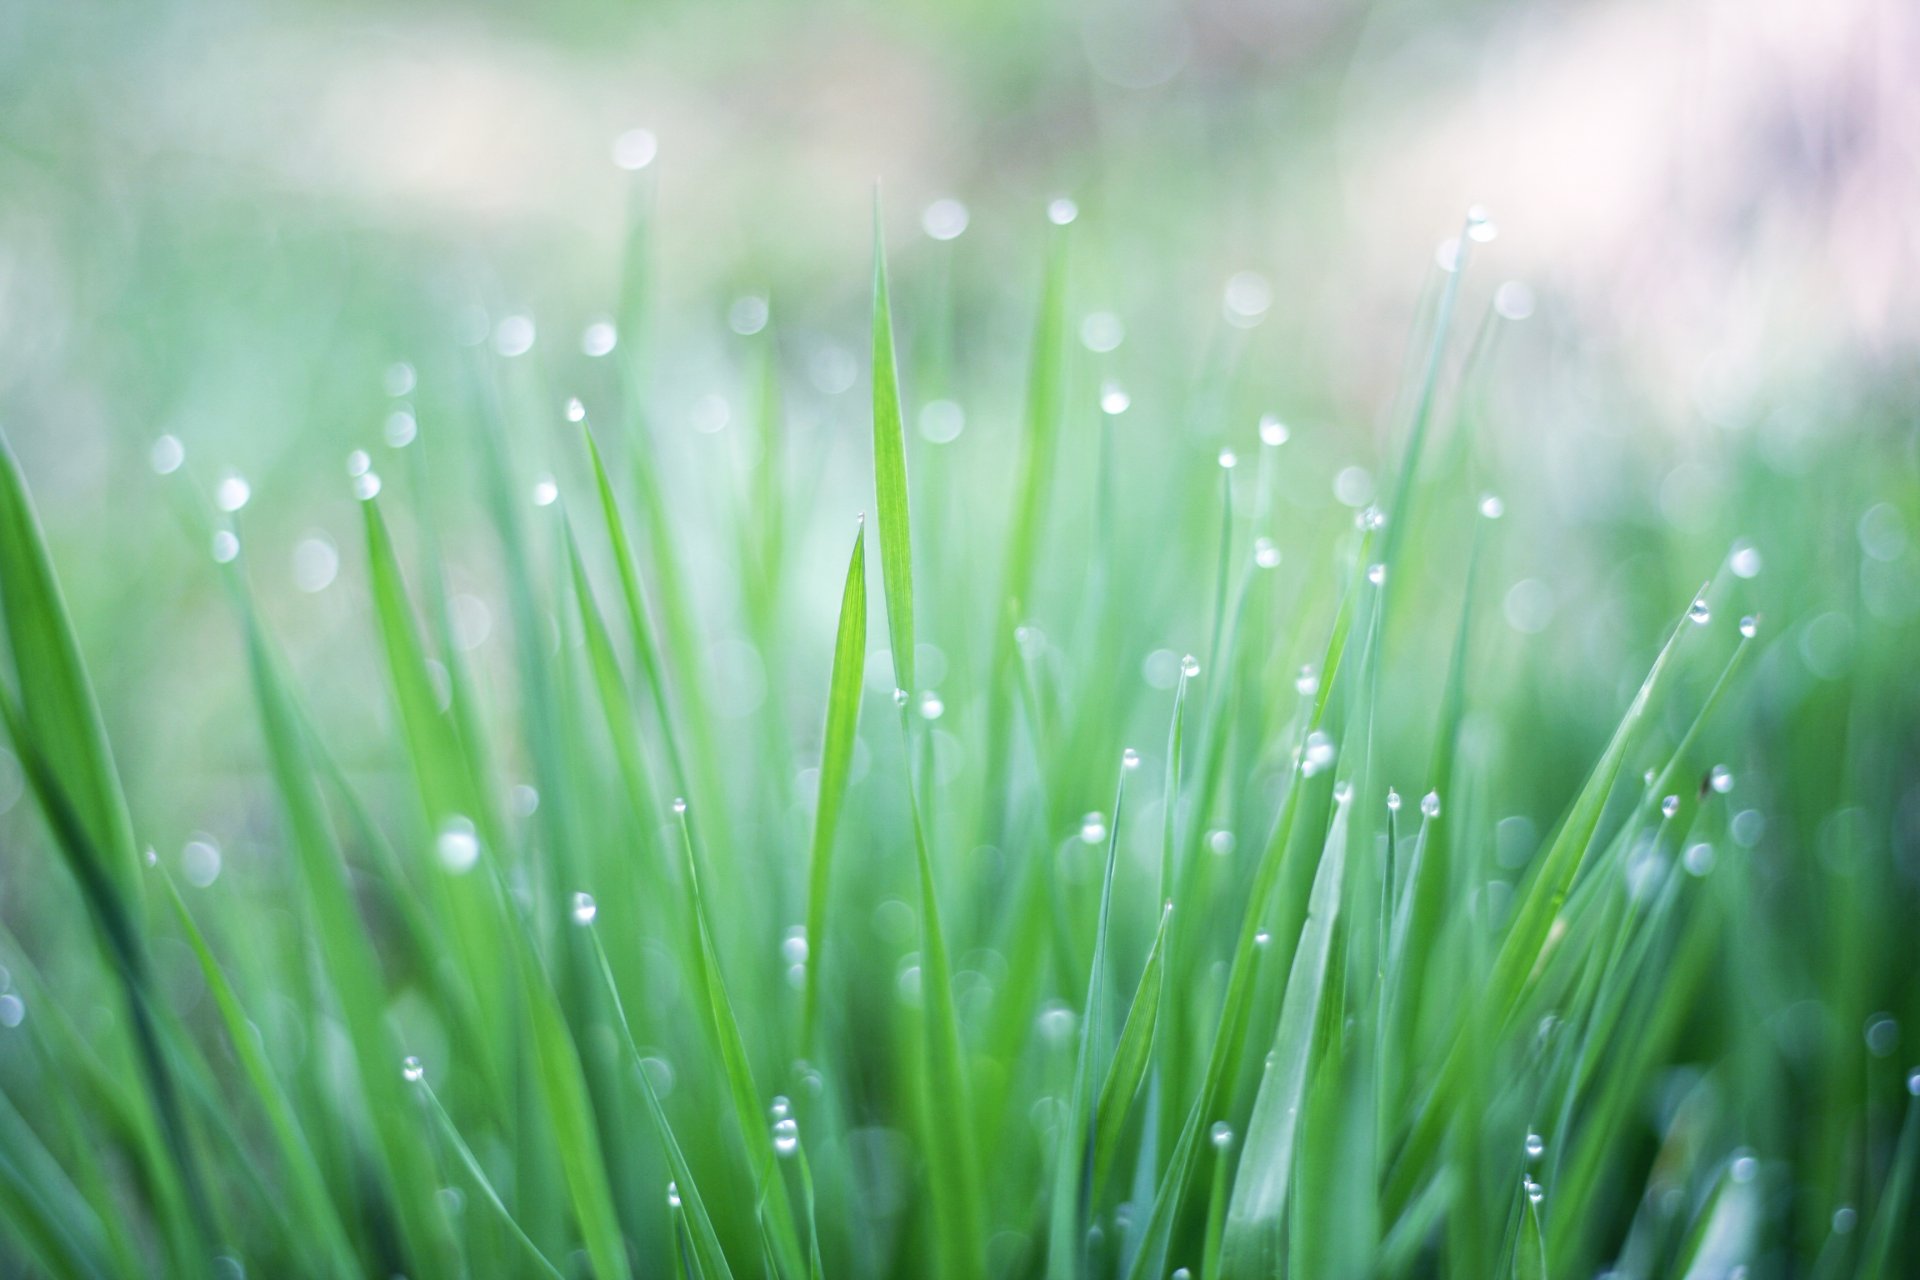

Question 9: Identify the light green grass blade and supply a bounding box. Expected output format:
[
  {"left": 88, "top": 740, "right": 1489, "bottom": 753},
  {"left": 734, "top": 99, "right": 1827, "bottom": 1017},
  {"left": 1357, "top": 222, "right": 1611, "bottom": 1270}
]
[
  {"left": 418, "top": 1081, "right": 567, "bottom": 1280},
  {"left": 1513, "top": 1194, "right": 1547, "bottom": 1280},
  {"left": 1219, "top": 787, "right": 1354, "bottom": 1272},
  {"left": 870, "top": 197, "right": 916, "bottom": 694},
  {"left": 1090, "top": 901, "right": 1171, "bottom": 1198},
  {"left": 802, "top": 518, "right": 867, "bottom": 1051},
  {"left": 565, "top": 517, "right": 663, "bottom": 837}
]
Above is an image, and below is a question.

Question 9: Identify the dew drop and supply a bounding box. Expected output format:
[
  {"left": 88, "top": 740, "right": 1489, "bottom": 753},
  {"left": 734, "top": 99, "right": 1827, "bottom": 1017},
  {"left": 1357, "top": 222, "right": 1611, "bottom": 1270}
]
[
  {"left": 1295, "top": 665, "right": 1319, "bottom": 697},
  {"left": 1730, "top": 1150, "right": 1758, "bottom": 1183},
  {"left": 581, "top": 321, "right": 618, "bottom": 357},
  {"left": 571, "top": 891, "right": 597, "bottom": 925},
  {"left": 612, "top": 128, "right": 658, "bottom": 171},
  {"left": 772, "top": 1115, "right": 799, "bottom": 1157},
  {"left": 770, "top": 1095, "right": 791, "bottom": 1121},
  {"left": 1302, "top": 731, "right": 1335, "bottom": 775},
  {"left": 1710, "top": 764, "right": 1734, "bottom": 794},
  {"left": 215, "top": 472, "right": 252, "bottom": 513},
  {"left": 532, "top": 476, "right": 559, "bottom": 507},
  {"left": 292, "top": 536, "right": 339, "bottom": 592},
  {"left": 1099, "top": 382, "right": 1131, "bottom": 415},
  {"left": 401, "top": 1055, "right": 424, "bottom": 1083},
  {"left": 1047, "top": 197, "right": 1078, "bottom": 226},
  {"left": 1121, "top": 747, "right": 1140, "bottom": 770},
  {"left": 1367, "top": 562, "right": 1387, "bottom": 586},
  {"left": 728, "top": 295, "right": 769, "bottom": 336},
  {"left": 1206, "top": 829, "right": 1235, "bottom": 856},
  {"left": 1525, "top": 1177, "right": 1544, "bottom": 1205},
  {"left": 1661, "top": 794, "right": 1680, "bottom": 819},
  {"left": 211, "top": 530, "right": 240, "bottom": 564},
  {"left": 183, "top": 838, "right": 222, "bottom": 887},
  {"left": 1865, "top": 1015, "right": 1899, "bottom": 1057},
  {"left": 493, "top": 315, "right": 536, "bottom": 357},
  {"left": 1254, "top": 929, "right": 1271, "bottom": 947},
  {"left": 1688, "top": 595, "right": 1711, "bottom": 625},
  {"left": 347, "top": 449, "right": 371, "bottom": 478},
  {"left": 780, "top": 928, "right": 808, "bottom": 966},
  {"left": 1080, "top": 812, "right": 1108, "bottom": 844},
  {"left": 1525, "top": 1131, "right": 1545, "bottom": 1160},
  {"left": 671, "top": 797, "right": 688, "bottom": 816},
  {"left": 1080, "top": 311, "right": 1124, "bottom": 353},
  {"left": 1479, "top": 493, "right": 1505, "bottom": 520},
  {"left": 918, "top": 400, "right": 965, "bottom": 444},
  {"left": 1333, "top": 780, "right": 1353, "bottom": 804},
  {"left": 1421, "top": 790, "right": 1441, "bottom": 819},
  {"left": 892, "top": 687, "right": 910, "bottom": 709},
  {"left": 1466, "top": 205, "right": 1498, "bottom": 243},
  {"left": 0, "top": 993, "right": 23, "bottom": 1028},
  {"left": 916, "top": 691, "right": 944, "bottom": 721},
  {"left": 1386, "top": 788, "right": 1402, "bottom": 813},
  {"left": 1181, "top": 654, "right": 1200, "bottom": 679},
  {"left": 922, "top": 198, "right": 969, "bottom": 241},
  {"left": 1253, "top": 537, "right": 1281, "bottom": 569},
  {"left": 1906, "top": 1067, "right": 1919, "bottom": 1096},
  {"left": 665, "top": 1180, "right": 681, "bottom": 1209},
  {"left": 385, "top": 409, "right": 418, "bottom": 448},
  {"left": 1683, "top": 842, "right": 1715, "bottom": 876},
  {"left": 354, "top": 472, "right": 383, "bottom": 501},
  {"left": 436, "top": 818, "right": 480, "bottom": 874},
  {"left": 1217, "top": 448, "right": 1238, "bottom": 470},
  {"left": 1209, "top": 1121, "right": 1234, "bottom": 1149},
  {"left": 1729, "top": 539, "right": 1762, "bottom": 578},
  {"left": 1739, "top": 614, "right": 1759, "bottom": 639},
  {"left": 565, "top": 397, "right": 586, "bottom": 423},
  {"left": 150, "top": 435, "right": 185, "bottom": 475},
  {"left": 1258, "top": 414, "right": 1289, "bottom": 446}
]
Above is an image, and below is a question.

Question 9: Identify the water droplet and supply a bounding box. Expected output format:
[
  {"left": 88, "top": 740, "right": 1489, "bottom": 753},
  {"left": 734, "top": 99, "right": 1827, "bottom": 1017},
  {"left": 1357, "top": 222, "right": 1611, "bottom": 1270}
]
[
  {"left": 1739, "top": 614, "right": 1759, "bottom": 639},
  {"left": 1367, "top": 562, "right": 1386, "bottom": 586},
  {"left": 1710, "top": 764, "right": 1734, "bottom": 794},
  {"left": 917, "top": 691, "right": 944, "bottom": 721},
  {"left": 1080, "top": 311, "right": 1124, "bottom": 353},
  {"left": 1333, "top": 781, "right": 1353, "bottom": 804},
  {"left": 1181, "top": 654, "right": 1200, "bottom": 679},
  {"left": 1209, "top": 1121, "right": 1234, "bottom": 1149},
  {"left": 384, "top": 362, "right": 416, "bottom": 397},
  {"left": 1173, "top": 1269, "right": 1192, "bottom": 1280},
  {"left": 1466, "top": 205, "right": 1498, "bottom": 242},
  {"left": 1080, "top": 812, "right": 1108, "bottom": 844},
  {"left": 1207, "top": 829, "right": 1235, "bottom": 856},
  {"left": 1865, "top": 1015, "right": 1899, "bottom": 1057},
  {"left": 1253, "top": 537, "right": 1281, "bottom": 569},
  {"left": 401, "top": 1055, "right": 424, "bottom": 1083},
  {"left": 1258, "top": 414, "right": 1289, "bottom": 446},
  {"left": 1906, "top": 1067, "right": 1919, "bottom": 1096},
  {"left": 571, "top": 891, "right": 597, "bottom": 925},
  {"left": 1683, "top": 842, "right": 1715, "bottom": 876},
  {"left": 1730, "top": 1150, "right": 1758, "bottom": 1183},
  {"left": 346, "top": 450, "right": 371, "bottom": 478},
  {"left": 1121, "top": 748, "right": 1140, "bottom": 770},
  {"left": 772, "top": 1115, "right": 799, "bottom": 1157},
  {"left": 1222, "top": 272, "right": 1272, "bottom": 327},
  {"left": 1038, "top": 1002, "right": 1075, "bottom": 1039},
  {"left": 150, "top": 435, "right": 185, "bottom": 475},
  {"left": 511, "top": 784, "right": 540, "bottom": 817},
  {"left": 211, "top": 530, "right": 240, "bottom": 564},
  {"left": 1525, "top": 1131, "right": 1545, "bottom": 1160},
  {"left": 1254, "top": 929, "right": 1271, "bottom": 947},
  {"left": 1493, "top": 281, "right": 1535, "bottom": 320},
  {"left": 770, "top": 1095, "right": 791, "bottom": 1121},
  {"left": 182, "top": 838, "right": 222, "bottom": 886},
  {"left": 385, "top": 409, "right": 417, "bottom": 448},
  {"left": 354, "top": 472, "right": 383, "bottom": 501},
  {"left": 665, "top": 1180, "right": 681, "bottom": 1209},
  {"left": 144, "top": 847, "right": 159, "bottom": 868},
  {"left": 612, "top": 127, "right": 658, "bottom": 171},
  {"left": 1295, "top": 665, "right": 1319, "bottom": 697},
  {"left": 728, "top": 295, "right": 769, "bottom": 336},
  {"left": 1729, "top": 539, "right": 1762, "bottom": 578},
  {"left": 1218, "top": 448, "right": 1238, "bottom": 470},
  {"left": 1421, "top": 791, "right": 1441, "bottom": 819},
  {"left": 918, "top": 399, "right": 965, "bottom": 444},
  {"left": 922, "top": 198, "right": 969, "bottom": 241},
  {"left": 1479, "top": 493, "right": 1505, "bottom": 519},
  {"left": 1099, "top": 382, "right": 1130, "bottom": 416},
  {"left": 1386, "top": 788, "right": 1402, "bottom": 812},
  {"left": 436, "top": 818, "right": 480, "bottom": 874},
  {"left": 1832, "top": 1205, "right": 1857, "bottom": 1235},
  {"left": 781, "top": 927, "right": 808, "bottom": 966},
  {"left": 1435, "top": 237, "right": 1462, "bottom": 273},
  {"left": 1688, "top": 595, "right": 1711, "bottom": 625},
  {"left": 671, "top": 797, "right": 688, "bottom": 816},
  {"left": 215, "top": 472, "right": 251, "bottom": 513},
  {"left": 0, "top": 993, "right": 23, "bottom": 1028},
  {"left": 1302, "top": 731, "right": 1335, "bottom": 776},
  {"left": 582, "top": 320, "right": 618, "bottom": 357},
  {"left": 1525, "top": 1177, "right": 1544, "bottom": 1204},
  {"left": 292, "top": 536, "right": 339, "bottom": 593},
  {"left": 493, "top": 315, "right": 536, "bottom": 358},
  {"left": 1661, "top": 794, "right": 1680, "bottom": 819},
  {"left": 531, "top": 477, "right": 558, "bottom": 507},
  {"left": 565, "top": 397, "right": 586, "bottom": 423},
  {"left": 892, "top": 687, "right": 910, "bottom": 709},
  {"left": 1047, "top": 197, "right": 1078, "bottom": 226}
]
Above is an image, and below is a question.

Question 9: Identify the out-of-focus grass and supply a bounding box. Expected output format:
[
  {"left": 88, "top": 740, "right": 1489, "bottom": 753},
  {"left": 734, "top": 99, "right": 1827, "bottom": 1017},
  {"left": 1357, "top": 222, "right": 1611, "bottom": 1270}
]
[{"left": 1, "top": 3, "right": 1918, "bottom": 1278}]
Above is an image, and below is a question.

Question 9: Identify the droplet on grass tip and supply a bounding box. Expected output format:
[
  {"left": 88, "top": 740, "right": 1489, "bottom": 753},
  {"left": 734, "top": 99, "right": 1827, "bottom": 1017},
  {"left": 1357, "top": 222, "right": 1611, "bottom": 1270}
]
[
  {"left": 565, "top": 397, "right": 586, "bottom": 422},
  {"left": 215, "top": 472, "right": 251, "bottom": 513},
  {"left": 1047, "top": 197, "right": 1078, "bottom": 226},
  {"left": 402, "top": 1055, "right": 424, "bottom": 1083},
  {"left": 1661, "top": 794, "right": 1680, "bottom": 819},
  {"left": 1524, "top": 1177, "right": 1544, "bottom": 1204},
  {"left": 665, "top": 1180, "right": 681, "bottom": 1209},
  {"left": 385, "top": 409, "right": 417, "bottom": 448},
  {"left": 1688, "top": 595, "right": 1711, "bottom": 625},
  {"left": 917, "top": 691, "right": 944, "bottom": 720},
  {"left": 781, "top": 928, "right": 808, "bottom": 966},
  {"left": 1466, "top": 205, "right": 1498, "bottom": 243},
  {"left": 1421, "top": 790, "right": 1441, "bottom": 819},
  {"left": 0, "top": 993, "right": 22, "bottom": 1028},
  {"left": 671, "top": 797, "right": 688, "bottom": 815},
  {"left": 1683, "top": 842, "right": 1715, "bottom": 876},
  {"left": 1259, "top": 414, "right": 1289, "bottom": 446},
  {"left": 892, "top": 687, "right": 909, "bottom": 709},
  {"left": 1730, "top": 539, "right": 1762, "bottom": 578},
  {"left": 1302, "top": 731, "right": 1335, "bottom": 776},
  {"left": 1100, "top": 382, "right": 1130, "bottom": 415},
  {"left": 1295, "top": 665, "right": 1319, "bottom": 697},
  {"left": 211, "top": 530, "right": 240, "bottom": 564},
  {"left": 772, "top": 1115, "right": 799, "bottom": 1157},
  {"left": 1207, "top": 829, "right": 1235, "bottom": 856},
  {"left": 1121, "top": 747, "right": 1140, "bottom": 770},
  {"left": 1710, "top": 764, "right": 1734, "bottom": 794},
  {"left": 1218, "top": 448, "right": 1238, "bottom": 470},
  {"left": 493, "top": 315, "right": 536, "bottom": 357},
  {"left": 1739, "top": 614, "right": 1759, "bottom": 639},
  {"left": 347, "top": 450, "right": 371, "bottom": 478},
  {"left": 612, "top": 128, "right": 658, "bottom": 171},
  {"left": 150, "top": 435, "right": 185, "bottom": 475},
  {"left": 1080, "top": 812, "right": 1107, "bottom": 844},
  {"left": 1253, "top": 929, "right": 1271, "bottom": 947},
  {"left": 922, "top": 198, "right": 969, "bottom": 241},
  {"left": 770, "top": 1095, "right": 791, "bottom": 1120},
  {"left": 1906, "top": 1067, "right": 1920, "bottom": 1096},
  {"left": 1333, "top": 781, "right": 1353, "bottom": 804},
  {"left": 1525, "top": 1131, "right": 1545, "bottom": 1160},
  {"left": 1479, "top": 493, "right": 1505, "bottom": 519},
  {"left": 1730, "top": 1150, "right": 1758, "bottom": 1182},
  {"left": 1209, "top": 1121, "right": 1234, "bottom": 1149},
  {"left": 354, "top": 472, "right": 383, "bottom": 501},
  {"left": 1080, "top": 311, "right": 1124, "bottom": 352},
  {"left": 1386, "top": 788, "right": 1401, "bottom": 813},
  {"left": 384, "top": 361, "right": 416, "bottom": 397},
  {"left": 1832, "top": 1206, "right": 1857, "bottom": 1234},
  {"left": 436, "top": 817, "right": 479, "bottom": 874},
  {"left": 570, "top": 892, "right": 597, "bottom": 925},
  {"left": 531, "top": 477, "right": 558, "bottom": 507},
  {"left": 1254, "top": 537, "right": 1280, "bottom": 569},
  {"left": 1367, "top": 562, "right": 1386, "bottom": 586},
  {"left": 1181, "top": 654, "right": 1200, "bottom": 678}
]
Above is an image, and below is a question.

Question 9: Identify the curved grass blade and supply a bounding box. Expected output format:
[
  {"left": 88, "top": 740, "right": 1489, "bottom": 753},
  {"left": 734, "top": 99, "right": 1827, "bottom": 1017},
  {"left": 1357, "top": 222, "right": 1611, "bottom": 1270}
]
[
  {"left": 416, "top": 1080, "right": 567, "bottom": 1280},
  {"left": 1090, "top": 902, "right": 1171, "bottom": 1198},
  {"left": 870, "top": 195, "right": 915, "bottom": 694},
  {"left": 802, "top": 518, "right": 867, "bottom": 1051}
]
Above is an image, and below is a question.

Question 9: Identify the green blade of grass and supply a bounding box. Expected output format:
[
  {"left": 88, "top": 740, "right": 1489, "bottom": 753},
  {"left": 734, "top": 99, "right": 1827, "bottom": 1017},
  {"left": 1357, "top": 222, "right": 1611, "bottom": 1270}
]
[
  {"left": 417, "top": 1080, "right": 568, "bottom": 1280},
  {"left": 1090, "top": 901, "right": 1171, "bottom": 1199},
  {"left": 1513, "top": 1193, "right": 1547, "bottom": 1280},
  {"left": 870, "top": 195, "right": 916, "bottom": 694},
  {"left": 801, "top": 518, "right": 868, "bottom": 1052}
]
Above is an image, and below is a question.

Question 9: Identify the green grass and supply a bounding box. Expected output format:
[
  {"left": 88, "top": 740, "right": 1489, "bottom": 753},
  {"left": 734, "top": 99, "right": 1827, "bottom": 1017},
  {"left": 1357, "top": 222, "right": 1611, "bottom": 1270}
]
[{"left": 0, "top": 187, "right": 1916, "bottom": 1280}]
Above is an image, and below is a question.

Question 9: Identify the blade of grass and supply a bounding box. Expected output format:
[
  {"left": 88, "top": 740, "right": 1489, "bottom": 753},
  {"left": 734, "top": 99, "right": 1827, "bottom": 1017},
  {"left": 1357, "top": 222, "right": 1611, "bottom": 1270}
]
[{"left": 870, "top": 194, "right": 916, "bottom": 695}]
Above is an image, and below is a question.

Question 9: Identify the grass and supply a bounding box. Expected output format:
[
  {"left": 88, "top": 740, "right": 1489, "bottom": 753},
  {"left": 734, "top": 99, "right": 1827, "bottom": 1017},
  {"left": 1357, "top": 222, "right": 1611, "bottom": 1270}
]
[{"left": 0, "top": 181, "right": 1916, "bottom": 1280}]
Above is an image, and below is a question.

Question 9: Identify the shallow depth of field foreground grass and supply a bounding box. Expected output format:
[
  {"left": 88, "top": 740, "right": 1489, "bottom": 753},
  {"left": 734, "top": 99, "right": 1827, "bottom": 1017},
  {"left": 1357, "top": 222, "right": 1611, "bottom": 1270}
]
[{"left": 2, "top": 176, "right": 1920, "bottom": 1280}]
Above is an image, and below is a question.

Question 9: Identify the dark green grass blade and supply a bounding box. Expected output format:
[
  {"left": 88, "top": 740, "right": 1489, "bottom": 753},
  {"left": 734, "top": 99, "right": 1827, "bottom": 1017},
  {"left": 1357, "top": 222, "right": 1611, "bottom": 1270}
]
[
  {"left": 802, "top": 519, "right": 867, "bottom": 1051},
  {"left": 417, "top": 1081, "right": 567, "bottom": 1280}
]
